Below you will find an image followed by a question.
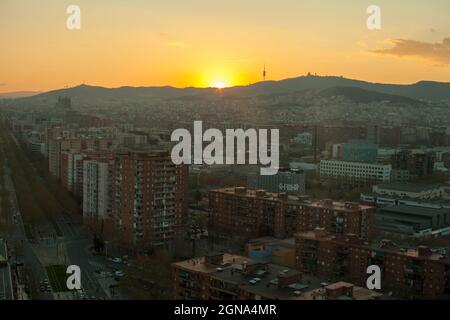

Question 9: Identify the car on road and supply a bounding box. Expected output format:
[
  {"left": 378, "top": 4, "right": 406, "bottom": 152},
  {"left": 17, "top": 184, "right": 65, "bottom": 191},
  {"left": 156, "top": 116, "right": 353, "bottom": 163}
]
[
  {"left": 40, "top": 279, "right": 51, "bottom": 293},
  {"left": 112, "top": 257, "right": 123, "bottom": 264},
  {"left": 78, "top": 290, "right": 87, "bottom": 300},
  {"left": 114, "top": 270, "right": 125, "bottom": 278}
]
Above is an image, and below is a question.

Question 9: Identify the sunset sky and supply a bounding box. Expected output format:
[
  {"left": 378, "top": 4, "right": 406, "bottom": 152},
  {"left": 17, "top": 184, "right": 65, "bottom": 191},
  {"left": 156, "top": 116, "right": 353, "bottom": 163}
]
[{"left": 1, "top": 0, "right": 450, "bottom": 93}]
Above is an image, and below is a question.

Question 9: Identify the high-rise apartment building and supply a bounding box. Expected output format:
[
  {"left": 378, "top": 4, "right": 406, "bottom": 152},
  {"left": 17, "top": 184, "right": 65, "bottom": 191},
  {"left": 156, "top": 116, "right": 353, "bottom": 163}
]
[
  {"left": 60, "top": 151, "right": 86, "bottom": 195},
  {"left": 112, "top": 151, "right": 188, "bottom": 247},
  {"left": 48, "top": 138, "right": 62, "bottom": 178},
  {"left": 83, "top": 157, "right": 114, "bottom": 221}
]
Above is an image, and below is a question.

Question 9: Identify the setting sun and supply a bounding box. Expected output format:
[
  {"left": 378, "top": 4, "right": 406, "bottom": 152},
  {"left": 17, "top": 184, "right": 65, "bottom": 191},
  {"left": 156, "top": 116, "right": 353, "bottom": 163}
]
[{"left": 210, "top": 80, "right": 230, "bottom": 89}]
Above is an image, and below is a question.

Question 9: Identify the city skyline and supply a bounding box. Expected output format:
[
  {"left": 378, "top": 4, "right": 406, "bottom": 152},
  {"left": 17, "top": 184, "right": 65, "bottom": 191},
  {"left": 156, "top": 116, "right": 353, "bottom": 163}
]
[{"left": 1, "top": 0, "right": 450, "bottom": 93}]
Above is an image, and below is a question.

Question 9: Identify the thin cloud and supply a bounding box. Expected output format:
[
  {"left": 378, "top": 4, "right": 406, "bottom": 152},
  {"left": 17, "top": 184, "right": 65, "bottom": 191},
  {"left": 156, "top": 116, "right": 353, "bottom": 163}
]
[
  {"left": 372, "top": 37, "right": 450, "bottom": 64},
  {"left": 163, "top": 40, "right": 186, "bottom": 47}
]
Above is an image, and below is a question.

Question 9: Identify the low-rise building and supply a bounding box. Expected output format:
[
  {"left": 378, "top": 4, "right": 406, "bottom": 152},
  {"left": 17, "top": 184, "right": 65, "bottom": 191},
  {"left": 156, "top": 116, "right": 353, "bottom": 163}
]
[
  {"left": 375, "top": 205, "right": 450, "bottom": 236},
  {"left": 246, "top": 237, "right": 296, "bottom": 268},
  {"left": 172, "top": 253, "right": 383, "bottom": 300},
  {"left": 297, "top": 199, "right": 374, "bottom": 241},
  {"left": 372, "top": 183, "right": 443, "bottom": 200},
  {"left": 319, "top": 160, "right": 392, "bottom": 187}
]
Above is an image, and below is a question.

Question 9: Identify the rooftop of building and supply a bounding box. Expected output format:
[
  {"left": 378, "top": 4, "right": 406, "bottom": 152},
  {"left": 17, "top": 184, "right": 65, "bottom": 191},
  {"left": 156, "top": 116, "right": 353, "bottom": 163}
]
[
  {"left": 378, "top": 204, "right": 450, "bottom": 217},
  {"left": 300, "top": 282, "right": 385, "bottom": 300},
  {"left": 114, "top": 148, "right": 172, "bottom": 158},
  {"left": 305, "top": 199, "right": 373, "bottom": 212},
  {"left": 361, "top": 192, "right": 450, "bottom": 208},
  {"left": 320, "top": 159, "right": 391, "bottom": 167},
  {"left": 375, "top": 182, "right": 442, "bottom": 193},
  {"left": 295, "top": 229, "right": 450, "bottom": 265},
  {"left": 209, "top": 261, "right": 321, "bottom": 300},
  {"left": 247, "top": 237, "right": 295, "bottom": 249},
  {"left": 209, "top": 187, "right": 310, "bottom": 204},
  {"left": 277, "top": 168, "right": 305, "bottom": 174},
  {"left": 172, "top": 253, "right": 250, "bottom": 274},
  {"left": 343, "top": 139, "right": 378, "bottom": 147},
  {"left": 174, "top": 252, "right": 384, "bottom": 300}
]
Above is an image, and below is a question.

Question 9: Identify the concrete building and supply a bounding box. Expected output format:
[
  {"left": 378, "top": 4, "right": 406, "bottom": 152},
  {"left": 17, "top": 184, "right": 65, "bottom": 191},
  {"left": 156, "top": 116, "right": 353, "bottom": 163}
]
[
  {"left": 83, "top": 159, "right": 113, "bottom": 221},
  {"left": 329, "top": 143, "right": 343, "bottom": 160},
  {"left": 361, "top": 193, "right": 450, "bottom": 209},
  {"left": 319, "top": 160, "right": 392, "bottom": 187},
  {"left": 375, "top": 205, "right": 450, "bottom": 236},
  {"left": 116, "top": 132, "right": 148, "bottom": 147},
  {"left": 295, "top": 229, "right": 450, "bottom": 299},
  {"left": 342, "top": 140, "right": 378, "bottom": 163},
  {"left": 390, "top": 169, "right": 411, "bottom": 183},
  {"left": 372, "top": 183, "right": 443, "bottom": 200},
  {"left": 112, "top": 151, "right": 189, "bottom": 248},
  {"left": 60, "top": 151, "right": 86, "bottom": 195},
  {"left": 208, "top": 187, "right": 308, "bottom": 242},
  {"left": 247, "top": 168, "right": 306, "bottom": 196},
  {"left": 392, "top": 150, "right": 435, "bottom": 178},
  {"left": 246, "top": 237, "right": 296, "bottom": 268},
  {"left": 292, "top": 132, "right": 313, "bottom": 146},
  {"left": 0, "top": 239, "right": 14, "bottom": 300},
  {"left": 297, "top": 199, "right": 374, "bottom": 241},
  {"left": 48, "top": 138, "right": 62, "bottom": 178}
]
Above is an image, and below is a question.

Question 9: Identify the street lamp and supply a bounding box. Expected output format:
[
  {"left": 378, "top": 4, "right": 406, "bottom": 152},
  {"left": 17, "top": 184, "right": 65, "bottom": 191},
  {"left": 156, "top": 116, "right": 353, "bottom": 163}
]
[
  {"left": 104, "top": 240, "right": 110, "bottom": 257},
  {"left": 188, "top": 224, "right": 203, "bottom": 257}
]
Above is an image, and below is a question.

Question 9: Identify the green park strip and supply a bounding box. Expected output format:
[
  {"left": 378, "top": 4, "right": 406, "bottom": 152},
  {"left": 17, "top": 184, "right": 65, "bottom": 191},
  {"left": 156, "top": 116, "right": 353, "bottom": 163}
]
[{"left": 46, "top": 265, "right": 70, "bottom": 293}]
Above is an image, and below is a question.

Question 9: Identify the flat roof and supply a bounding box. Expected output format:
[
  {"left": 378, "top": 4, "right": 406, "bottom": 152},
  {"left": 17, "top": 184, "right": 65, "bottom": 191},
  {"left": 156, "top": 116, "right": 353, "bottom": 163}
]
[
  {"left": 209, "top": 188, "right": 309, "bottom": 203},
  {"left": 376, "top": 182, "right": 441, "bottom": 193},
  {"left": 209, "top": 262, "right": 321, "bottom": 300},
  {"left": 295, "top": 230, "right": 450, "bottom": 265},
  {"left": 172, "top": 253, "right": 250, "bottom": 274},
  {"left": 361, "top": 192, "right": 450, "bottom": 207},
  {"left": 248, "top": 237, "right": 295, "bottom": 248},
  {"left": 379, "top": 205, "right": 450, "bottom": 217},
  {"left": 306, "top": 201, "right": 373, "bottom": 212}
]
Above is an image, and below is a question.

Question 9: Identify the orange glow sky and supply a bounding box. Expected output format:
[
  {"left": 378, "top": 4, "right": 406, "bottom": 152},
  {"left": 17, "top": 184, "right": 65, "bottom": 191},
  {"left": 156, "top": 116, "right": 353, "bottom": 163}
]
[{"left": 1, "top": 0, "right": 450, "bottom": 93}]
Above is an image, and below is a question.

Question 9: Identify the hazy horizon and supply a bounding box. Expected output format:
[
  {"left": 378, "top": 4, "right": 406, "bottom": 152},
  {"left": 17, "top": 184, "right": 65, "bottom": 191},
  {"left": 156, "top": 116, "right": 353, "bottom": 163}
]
[{"left": 3, "top": 72, "right": 450, "bottom": 96}]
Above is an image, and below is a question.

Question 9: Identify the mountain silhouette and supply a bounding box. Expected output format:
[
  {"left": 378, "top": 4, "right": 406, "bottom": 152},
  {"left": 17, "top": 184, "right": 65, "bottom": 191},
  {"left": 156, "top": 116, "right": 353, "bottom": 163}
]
[{"left": 11, "top": 75, "right": 450, "bottom": 107}]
